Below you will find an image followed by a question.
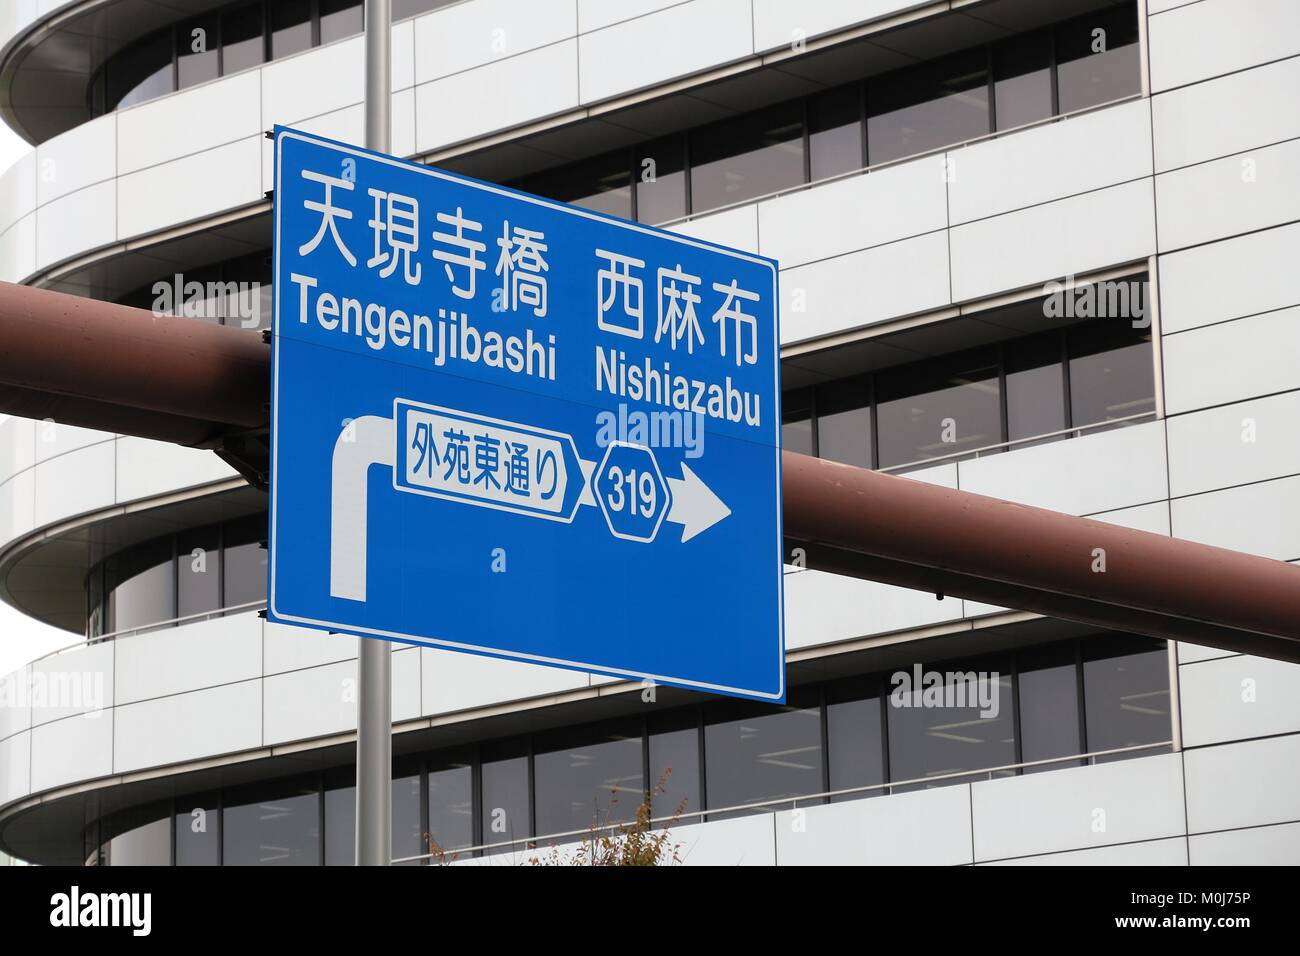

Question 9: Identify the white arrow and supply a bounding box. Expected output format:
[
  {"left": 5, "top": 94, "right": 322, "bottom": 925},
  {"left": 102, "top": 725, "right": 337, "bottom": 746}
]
[{"left": 666, "top": 463, "right": 731, "bottom": 542}]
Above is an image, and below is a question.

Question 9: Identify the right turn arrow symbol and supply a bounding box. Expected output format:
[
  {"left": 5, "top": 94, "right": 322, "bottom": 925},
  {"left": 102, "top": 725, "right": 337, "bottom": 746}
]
[{"left": 666, "top": 463, "right": 731, "bottom": 543}]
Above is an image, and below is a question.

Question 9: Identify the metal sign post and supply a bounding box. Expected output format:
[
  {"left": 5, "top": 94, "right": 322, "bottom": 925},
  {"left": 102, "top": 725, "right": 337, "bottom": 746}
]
[{"left": 356, "top": 0, "right": 392, "bottom": 868}]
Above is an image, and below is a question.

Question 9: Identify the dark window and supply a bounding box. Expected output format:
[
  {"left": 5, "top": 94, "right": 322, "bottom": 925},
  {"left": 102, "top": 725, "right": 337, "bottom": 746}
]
[
  {"left": 320, "top": 0, "right": 365, "bottom": 44},
  {"left": 322, "top": 778, "right": 353, "bottom": 866},
  {"left": 815, "top": 375, "right": 872, "bottom": 469},
  {"left": 690, "top": 101, "right": 805, "bottom": 214},
  {"left": 826, "top": 677, "right": 885, "bottom": 801},
  {"left": 222, "top": 515, "right": 267, "bottom": 607},
  {"left": 480, "top": 740, "right": 530, "bottom": 851},
  {"left": 177, "top": 527, "right": 221, "bottom": 619},
  {"left": 177, "top": 14, "right": 220, "bottom": 90},
  {"left": 516, "top": 150, "right": 631, "bottom": 219},
  {"left": 223, "top": 781, "right": 320, "bottom": 866},
  {"left": 175, "top": 796, "right": 220, "bottom": 865},
  {"left": 867, "top": 49, "right": 989, "bottom": 166},
  {"left": 781, "top": 388, "right": 814, "bottom": 456},
  {"left": 101, "top": 805, "right": 171, "bottom": 866},
  {"left": 392, "top": 769, "right": 424, "bottom": 864},
  {"left": 1005, "top": 332, "right": 1067, "bottom": 443},
  {"left": 809, "top": 85, "right": 863, "bottom": 181},
  {"left": 886, "top": 658, "right": 1016, "bottom": 789},
  {"left": 533, "top": 721, "right": 643, "bottom": 836},
  {"left": 635, "top": 135, "right": 686, "bottom": 224},
  {"left": 875, "top": 350, "right": 1001, "bottom": 468},
  {"left": 648, "top": 711, "right": 701, "bottom": 826},
  {"left": 271, "top": 0, "right": 314, "bottom": 60},
  {"left": 109, "top": 31, "right": 174, "bottom": 110},
  {"left": 106, "top": 538, "right": 173, "bottom": 633},
  {"left": 1056, "top": 6, "right": 1141, "bottom": 113},
  {"left": 1068, "top": 322, "right": 1154, "bottom": 427},
  {"left": 1017, "top": 641, "right": 1084, "bottom": 771},
  {"left": 704, "top": 691, "right": 823, "bottom": 818},
  {"left": 993, "top": 30, "right": 1053, "bottom": 131},
  {"left": 393, "top": 0, "right": 459, "bottom": 20},
  {"left": 1083, "top": 635, "right": 1170, "bottom": 757},
  {"left": 427, "top": 753, "right": 474, "bottom": 854},
  {"left": 222, "top": 3, "right": 266, "bottom": 75}
]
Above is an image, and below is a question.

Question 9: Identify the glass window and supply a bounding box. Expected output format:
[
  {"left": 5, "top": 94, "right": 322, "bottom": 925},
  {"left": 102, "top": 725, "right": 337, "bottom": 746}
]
[
  {"left": 106, "top": 537, "right": 173, "bottom": 633},
  {"left": 109, "top": 31, "right": 174, "bottom": 110},
  {"left": 222, "top": 3, "right": 266, "bottom": 75},
  {"left": 781, "top": 388, "right": 814, "bottom": 456},
  {"left": 867, "top": 49, "right": 989, "bottom": 166},
  {"left": 223, "top": 781, "right": 320, "bottom": 866},
  {"left": 993, "top": 30, "right": 1053, "bottom": 131},
  {"left": 635, "top": 135, "right": 686, "bottom": 225},
  {"left": 480, "top": 740, "right": 530, "bottom": 852},
  {"left": 826, "top": 677, "right": 884, "bottom": 801},
  {"left": 175, "top": 796, "right": 220, "bottom": 865},
  {"left": 223, "top": 515, "right": 267, "bottom": 607},
  {"left": 809, "top": 85, "right": 863, "bottom": 181},
  {"left": 271, "top": 0, "right": 313, "bottom": 60},
  {"left": 875, "top": 350, "right": 1002, "bottom": 468},
  {"left": 648, "top": 712, "right": 700, "bottom": 826},
  {"left": 690, "top": 101, "right": 805, "bottom": 214},
  {"left": 704, "top": 690, "right": 823, "bottom": 818},
  {"left": 516, "top": 150, "right": 631, "bottom": 219},
  {"left": 816, "top": 375, "right": 872, "bottom": 469},
  {"left": 320, "top": 0, "right": 365, "bottom": 44},
  {"left": 1067, "top": 321, "right": 1154, "bottom": 427},
  {"left": 1017, "top": 641, "right": 1083, "bottom": 772},
  {"left": 886, "top": 658, "right": 1016, "bottom": 790},
  {"left": 393, "top": 0, "right": 459, "bottom": 20},
  {"left": 177, "top": 527, "right": 221, "bottom": 619},
  {"left": 393, "top": 769, "right": 423, "bottom": 864},
  {"left": 102, "top": 806, "right": 171, "bottom": 866},
  {"left": 178, "top": 15, "right": 220, "bottom": 90},
  {"left": 427, "top": 753, "right": 474, "bottom": 855},
  {"left": 1005, "top": 333, "right": 1066, "bottom": 443},
  {"left": 323, "top": 766, "right": 425, "bottom": 864},
  {"left": 533, "top": 721, "right": 643, "bottom": 837},
  {"left": 1056, "top": 7, "right": 1141, "bottom": 113},
  {"left": 1083, "top": 634, "right": 1170, "bottom": 757}
]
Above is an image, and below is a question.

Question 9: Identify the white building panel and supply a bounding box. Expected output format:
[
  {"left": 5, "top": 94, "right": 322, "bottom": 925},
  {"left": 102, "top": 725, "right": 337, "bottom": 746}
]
[
  {"left": 263, "top": 659, "right": 357, "bottom": 745},
  {"left": 0, "top": 211, "right": 34, "bottom": 283},
  {"left": 1155, "top": 137, "right": 1300, "bottom": 252},
  {"left": 1153, "top": 56, "right": 1300, "bottom": 172},
  {"left": 1162, "top": 307, "right": 1300, "bottom": 414},
  {"left": 35, "top": 180, "right": 115, "bottom": 272},
  {"left": 32, "top": 441, "right": 115, "bottom": 528},
  {"left": 0, "top": 732, "right": 29, "bottom": 808},
  {"left": 1148, "top": 0, "right": 1300, "bottom": 93},
  {"left": 947, "top": 99, "right": 1152, "bottom": 226},
  {"left": 420, "top": 647, "right": 588, "bottom": 716},
  {"left": 577, "top": 0, "right": 753, "bottom": 104},
  {"left": 1166, "top": 391, "right": 1300, "bottom": 497},
  {"left": 1189, "top": 820, "right": 1300, "bottom": 865},
  {"left": 956, "top": 422, "right": 1168, "bottom": 516},
  {"left": 981, "top": 837, "right": 1187, "bottom": 865},
  {"left": 1179, "top": 655, "right": 1300, "bottom": 748},
  {"left": 117, "top": 70, "right": 262, "bottom": 176},
  {"left": 780, "top": 230, "right": 951, "bottom": 344},
  {"left": 35, "top": 112, "right": 116, "bottom": 207},
  {"left": 752, "top": 0, "right": 934, "bottom": 52},
  {"left": 0, "top": 468, "right": 34, "bottom": 548},
  {"left": 264, "top": 621, "right": 357, "bottom": 675},
  {"left": 950, "top": 179, "right": 1155, "bottom": 303},
  {"left": 1184, "top": 734, "right": 1300, "bottom": 833},
  {"left": 670, "top": 204, "right": 759, "bottom": 254},
  {"left": 0, "top": 150, "right": 35, "bottom": 237},
  {"left": 114, "top": 437, "right": 237, "bottom": 504},
  {"left": 30, "top": 711, "right": 113, "bottom": 793},
  {"left": 113, "top": 679, "right": 262, "bottom": 775},
  {"left": 971, "top": 754, "right": 1186, "bottom": 862},
  {"left": 1157, "top": 222, "right": 1300, "bottom": 333},
  {"left": 675, "top": 812, "right": 777, "bottom": 865},
  {"left": 0, "top": 415, "right": 34, "bottom": 482},
  {"left": 776, "top": 785, "right": 974, "bottom": 865},
  {"left": 0, "top": 666, "right": 30, "bottom": 741},
  {"left": 117, "top": 135, "right": 263, "bottom": 240},
  {"left": 1170, "top": 475, "right": 1300, "bottom": 561},
  {"left": 414, "top": 39, "right": 579, "bottom": 152},
  {"left": 29, "top": 641, "right": 112, "bottom": 726},
  {"left": 759, "top": 155, "right": 948, "bottom": 268},
  {"left": 114, "top": 614, "right": 262, "bottom": 706},
  {"left": 414, "top": 0, "right": 576, "bottom": 85},
  {"left": 784, "top": 569, "right": 963, "bottom": 650},
  {"left": 577, "top": 0, "right": 682, "bottom": 34}
]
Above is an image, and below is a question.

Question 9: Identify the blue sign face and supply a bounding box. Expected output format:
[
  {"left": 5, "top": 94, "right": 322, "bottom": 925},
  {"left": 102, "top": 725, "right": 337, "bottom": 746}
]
[{"left": 268, "top": 127, "right": 785, "bottom": 702}]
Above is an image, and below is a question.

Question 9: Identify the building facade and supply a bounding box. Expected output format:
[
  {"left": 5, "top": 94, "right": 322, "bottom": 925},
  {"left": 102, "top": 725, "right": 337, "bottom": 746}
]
[{"left": 0, "top": 0, "right": 1297, "bottom": 865}]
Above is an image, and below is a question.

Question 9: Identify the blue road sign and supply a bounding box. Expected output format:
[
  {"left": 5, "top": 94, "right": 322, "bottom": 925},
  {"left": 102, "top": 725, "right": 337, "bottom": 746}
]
[{"left": 267, "top": 127, "right": 785, "bottom": 702}]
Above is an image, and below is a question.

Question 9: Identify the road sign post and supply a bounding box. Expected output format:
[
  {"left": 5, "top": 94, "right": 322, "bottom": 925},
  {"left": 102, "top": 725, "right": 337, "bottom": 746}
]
[
  {"left": 356, "top": 0, "right": 391, "bottom": 868},
  {"left": 268, "top": 88, "right": 786, "bottom": 787}
]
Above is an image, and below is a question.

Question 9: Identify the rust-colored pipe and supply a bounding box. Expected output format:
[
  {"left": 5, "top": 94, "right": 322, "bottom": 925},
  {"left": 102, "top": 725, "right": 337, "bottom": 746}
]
[
  {"left": 2, "top": 281, "right": 1298, "bottom": 660},
  {"left": 783, "top": 453, "right": 1300, "bottom": 663},
  {"left": 0, "top": 281, "right": 268, "bottom": 434}
]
